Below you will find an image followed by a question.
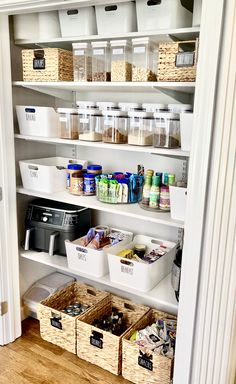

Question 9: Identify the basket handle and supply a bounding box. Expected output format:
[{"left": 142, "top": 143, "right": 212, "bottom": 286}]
[
  {"left": 87, "top": 288, "right": 97, "bottom": 296},
  {"left": 138, "top": 350, "right": 153, "bottom": 371},
  {"left": 124, "top": 302, "right": 135, "bottom": 311}
]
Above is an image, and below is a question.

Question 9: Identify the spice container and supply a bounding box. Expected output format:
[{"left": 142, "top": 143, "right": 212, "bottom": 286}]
[
  {"left": 118, "top": 102, "right": 142, "bottom": 112},
  {"left": 96, "top": 101, "right": 118, "bottom": 111},
  {"left": 92, "top": 41, "right": 111, "bottom": 82},
  {"left": 142, "top": 103, "right": 167, "bottom": 113},
  {"left": 102, "top": 110, "right": 128, "bottom": 144},
  {"left": 87, "top": 164, "right": 102, "bottom": 175},
  {"left": 153, "top": 112, "right": 180, "bottom": 148},
  {"left": 57, "top": 108, "right": 80, "bottom": 140},
  {"left": 132, "top": 37, "right": 157, "bottom": 81},
  {"left": 73, "top": 42, "right": 92, "bottom": 82},
  {"left": 84, "top": 173, "right": 96, "bottom": 195},
  {"left": 67, "top": 164, "right": 83, "bottom": 189},
  {"left": 70, "top": 173, "right": 84, "bottom": 195},
  {"left": 128, "top": 111, "right": 153, "bottom": 146},
  {"left": 111, "top": 40, "right": 132, "bottom": 82},
  {"left": 78, "top": 109, "right": 103, "bottom": 141}
]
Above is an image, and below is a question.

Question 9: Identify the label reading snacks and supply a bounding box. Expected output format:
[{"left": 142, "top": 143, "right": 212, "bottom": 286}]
[
  {"left": 138, "top": 354, "right": 153, "bottom": 371},
  {"left": 33, "top": 58, "right": 45, "bottom": 70},
  {"left": 90, "top": 331, "right": 103, "bottom": 349}
]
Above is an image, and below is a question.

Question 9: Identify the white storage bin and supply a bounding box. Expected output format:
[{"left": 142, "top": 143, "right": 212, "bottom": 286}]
[
  {"left": 19, "top": 157, "right": 88, "bottom": 193},
  {"left": 180, "top": 112, "right": 194, "bottom": 151},
  {"left": 13, "top": 13, "right": 39, "bottom": 40},
  {"left": 107, "top": 235, "right": 177, "bottom": 292},
  {"left": 193, "top": 0, "right": 202, "bottom": 26},
  {"left": 66, "top": 227, "right": 133, "bottom": 277},
  {"left": 16, "top": 106, "right": 59, "bottom": 138},
  {"left": 136, "top": 0, "right": 192, "bottom": 31},
  {"left": 169, "top": 186, "right": 187, "bottom": 221},
  {"left": 59, "top": 7, "right": 97, "bottom": 37},
  {"left": 38, "top": 11, "right": 61, "bottom": 39},
  {"left": 95, "top": 2, "right": 137, "bottom": 35}
]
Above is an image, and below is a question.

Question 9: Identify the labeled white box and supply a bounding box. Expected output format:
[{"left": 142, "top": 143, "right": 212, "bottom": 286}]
[{"left": 59, "top": 7, "right": 97, "bottom": 37}]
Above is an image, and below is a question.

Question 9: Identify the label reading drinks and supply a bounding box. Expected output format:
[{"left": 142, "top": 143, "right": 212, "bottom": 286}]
[
  {"left": 112, "top": 48, "right": 124, "bottom": 55},
  {"left": 75, "top": 50, "right": 85, "bottom": 56},
  {"left": 93, "top": 49, "right": 104, "bottom": 56},
  {"left": 90, "top": 335, "right": 103, "bottom": 349},
  {"left": 134, "top": 46, "right": 146, "bottom": 54},
  {"left": 138, "top": 356, "right": 153, "bottom": 371}
]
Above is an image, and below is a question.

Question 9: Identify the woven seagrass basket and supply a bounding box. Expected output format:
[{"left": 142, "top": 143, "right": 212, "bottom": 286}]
[
  {"left": 77, "top": 294, "right": 149, "bottom": 375},
  {"left": 37, "top": 282, "right": 108, "bottom": 354},
  {"left": 122, "top": 309, "right": 177, "bottom": 384},
  {"left": 22, "top": 48, "right": 73, "bottom": 81},
  {"left": 157, "top": 40, "right": 199, "bottom": 82}
]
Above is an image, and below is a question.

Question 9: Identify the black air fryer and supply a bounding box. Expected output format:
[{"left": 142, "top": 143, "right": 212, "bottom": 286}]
[{"left": 24, "top": 199, "right": 91, "bottom": 256}]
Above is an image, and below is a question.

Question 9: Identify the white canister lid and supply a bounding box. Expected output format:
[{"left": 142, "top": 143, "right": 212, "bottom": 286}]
[
  {"left": 72, "top": 42, "right": 90, "bottom": 49},
  {"left": 118, "top": 102, "right": 142, "bottom": 111},
  {"left": 128, "top": 111, "right": 153, "bottom": 118},
  {"left": 102, "top": 110, "right": 128, "bottom": 117},
  {"left": 91, "top": 41, "right": 109, "bottom": 48},
  {"left": 132, "top": 37, "right": 153, "bottom": 45},
  {"left": 96, "top": 101, "right": 118, "bottom": 110},
  {"left": 168, "top": 104, "right": 193, "bottom": 112},
  {"left": 57, "top": 108, "right": 79, "bottom": 114},
  {"left": 76, "top": 101, "right": 97, "bottom": 108},
  {"left": 153, "top": 112, "right": 180, "bottom": 119},
  {"left": 110, "top": 39, "right": 130, "bottom": 47},
  {"left": 142, "top": 103, "right": 167, "bottom": 112},
  {"left": 78, "top": 108, "right": 102, "bottom": 116}
]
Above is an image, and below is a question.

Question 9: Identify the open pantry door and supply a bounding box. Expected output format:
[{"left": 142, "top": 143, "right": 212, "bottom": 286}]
[{"left": 0, "top": 14, "right": 21, "bottom": 345}]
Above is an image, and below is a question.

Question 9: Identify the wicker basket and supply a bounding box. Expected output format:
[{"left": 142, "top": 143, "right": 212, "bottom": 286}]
[
  {"left": 77, "top": 295, "right": 149, "bottom": 375},
  {"left": 122, "top": 309, "right": 177, "bottom": 384},
  {"left": 22, "top": 48, "right": 73, "bottom": 82},
  {"left": 157, "top": 40, "right": 199, "bottom": 82},
  {"left": 37, "top": 282, "right": 108, "bottom": 354}
]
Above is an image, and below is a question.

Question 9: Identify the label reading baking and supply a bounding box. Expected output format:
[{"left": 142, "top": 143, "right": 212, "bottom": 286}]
[
  {"left": 138, "top": 356, "right": 153, "bottom": 371},
  {"left": 134, "top": 46, "right": 146, "bottom": 54},
  {"left": 26, "top": 113, "right": 36, "bottom": 122},
  {"left": 112, "top": 48, "right": 124, "bottom": 55},
  {"left": 121, "top": 265, "right": 133, "bottom": 275},
  {"left": 93, "top": 49, "right": 105, "bottom": 56},
  {"left": 77, "top": 253, "right": 87, "bottom": 262},
  {"left": 33, "top": 58, "right": 45, "bottom": 70},
  {"left": 75, "top": 49, "right": 85, "bottom": 56},
  {"left": 80, "top": 118, "right": 89, "bottom": 124}
]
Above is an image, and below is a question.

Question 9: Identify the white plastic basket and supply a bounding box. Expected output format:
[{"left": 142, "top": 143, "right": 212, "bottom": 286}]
[
  {"left": 180, "top": 112, "right": 194, "bottom": 151},
  {"left": 136, "top": 0, "right": 192, "bottom": 31},
  {"left": 66, "top": 227, "right": 133, "bottom": 278},
  {"left": 13, "top": 13, "right": 39, "bottom": 40},
  {"left": 19, "top": 157, "right": 88, "bottom": 193},
  {"left": 16, "top": 106, "right": 59, "bottom": 138},
  {"left": 169, "top": 186, "right": 187, "bottom": 221},
  {"left": 107, "top": 235, "right": 177, "bottom": 292},
  {"left": 38, "top": 11, "right": 61, "bottom": 39},
  {"left": 95, "top": 2, "right": 137, "bottom": 35},
  {"left": 59, "top": 7, "right": 97, "bottom": 37},
  {"left": 193, "top": 0, "right": 202, "bottom": 26}
]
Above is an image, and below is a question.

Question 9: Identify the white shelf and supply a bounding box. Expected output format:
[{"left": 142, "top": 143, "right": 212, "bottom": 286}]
[
  {"left": 15, "top": 27, "right": 200, "bottom": 50},
  {"left": 14, "top": 134, "right": 190, "bottom": 158},
  {"left": 19, "top": 249, "right": 178, "bottom": 314},
  {"left": 16, "top": 186, "right": 184, "bottom": 228}
]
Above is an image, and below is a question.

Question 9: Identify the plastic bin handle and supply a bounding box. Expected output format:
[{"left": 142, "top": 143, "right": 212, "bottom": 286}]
[
  {"left": 147, "top": 0, "right": 161, "bottom": 6},
  {"left": 104, "top": 5, "right": 117, "bottom": 11},
  {"left": 28, "top": 165, "right": 38, "bottom": 171},
  {"left": 120, "top": 259, "right": 134, "bottom": 267},
  {"left": 67, "top": 9, "right": 78, "bottom": 15}
]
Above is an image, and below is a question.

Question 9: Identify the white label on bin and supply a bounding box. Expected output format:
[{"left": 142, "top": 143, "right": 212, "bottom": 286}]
[
  {"left": 26, "top": 113, "right": 36, "bottom": 121},
  {"left": 93, "top": 49, "right": 104, "bottom": 56},
  {"left": 77, "top": 253, "right": 87, "bottom": 262},
  {"left": 59, "top": 117, "right": 67, "bottom": 122},
  {"left": 134, "top": 47, "right": 146, "bottom": 54},
  {"left": 30, "top": 170, "right": 38, "bottom": 178},
  {"left": 75, "top": 50, "right": 84, "bottom": 56},
  {"left": 131, "top": 121, "right": 141, "bottom": 128},
  {"left": 121, "top": 265, "right": 133, "bottom": 275},
  {"left": 80, "top": 118, "right": 89, "bottom": 123},
  {"left": 112, "top": 48, "right": 124, "bottom": 55},
  {"left": 104, "top": 118, "right": 113, "bottom": 126}
]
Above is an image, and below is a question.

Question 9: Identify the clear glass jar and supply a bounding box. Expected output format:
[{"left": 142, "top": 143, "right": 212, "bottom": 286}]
[
  {"left": 153, "top": 112, "right": 180, "bottom": 148},
  {"left": 118, "top": 102, "right": 142, "bottom": 112},
  {"left": 128, "top": 111, "right": 153, "bottom": 146},
  {"left": 102, "top": 110, "right": 128, "bottom": 144},
  {"left": 132, "top": 37, "right": 157, "bottom": 82},
  {"left": 73, "top": 42, "right": 92, "bottom": 81},
  {"left": 91, "top": 41, "right": 111, "bottom": 82},
  {"left": 142, "top": 103, "right": 167, "bottom": 113},
  {"left": 57, "top": 108, "right": 80, "bottom": 140},
  {"left": 78, "top": 108, "right": 103, "bottom": 141},
  {"left": 110, "top": 40, "right": 132, "bottom": 82},
  {"left": 96, "top": 101, "right": 118, "bottom": 111}
]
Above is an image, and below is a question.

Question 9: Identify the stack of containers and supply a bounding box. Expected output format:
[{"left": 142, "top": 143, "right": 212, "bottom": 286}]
[{"left": 132, "top": 37, "right": 157, "bottom": 81}]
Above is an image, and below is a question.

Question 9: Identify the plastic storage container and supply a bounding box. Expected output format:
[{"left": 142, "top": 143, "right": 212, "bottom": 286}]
[
  {"left": 136, "top": 0, "right": 192, "bottom": 31},
  {"left": 169, "top": 185, "right": 187, "bottom": 221},
  {"left": 153, "top": 112, "right": 180, "bottom": 148},
  {"left": 19, "top": 157, "right": 88, "bottom": 193},
  {"left": 132, "top": 37, "right": 157, "bottom": 81},
  {"left": 193, "top": 0, "right": 202, "bottom": 26},
  {"left": 180, "top": 112, "right": 194, "bottom": 151},
  {"left": 128, "top": 111, "right": 153, "bottom": 146},
  {"left": 142, "top": 103, "right": 167, "bottom": 113},
  {"left": 59, "top": 7, "right": 97, "bottom": 37},
  {"left": 118, "top": 102, "right": 142, "bottom": 112},
  {"left": 102, "top": 110, "right": 128, "bottom": 143},
  {"left": 95, "top": 2, "right": 137, "bottom": 35},
  {"left": 168, "top": 103, "right": 193, "bottom": 113},
  {"left": 92, "top": 41, "right": 111, "bottom": 81},
  {"left": 107, "top": 235, "right": 177, "bottom": 292},
  {"left": 38, "top": 11, "right": 61, "bottom": 39},
  {"left": 78, "top": 108, "right": 103, "bottom": 141},
  {"left": 111, "top": 40, "right": 132, "bottom": 82},
  {"left": 13, "top": 13, "right": 39, "bottom": 40},
  {"left": 57, "top": 108, "right": 81, "bottom": 139},
  {"left": 16, "top": 106, "right": 59, "bottom": 138},
  {"left": 73, "top": 42, "right": 92, "bottom": 81},
  {"left": 66, "top": 227, "right": 133, "bottom": 277}
]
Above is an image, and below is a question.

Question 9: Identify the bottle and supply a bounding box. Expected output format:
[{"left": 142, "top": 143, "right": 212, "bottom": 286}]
[
  {"left": 159, "top": 184, "right": 170, "bottom": 211},
  {"left": 168, "top": 173, "right": 176, "bottom": 186},
  {"left": 171, "top": 246, "right": 182, "bottom": 302},
  {"left": 142, "top": 174, "right": 152, "bottom": 205},
  {"left": 149, "top": 175, "right": 160, "bottom": 208}
]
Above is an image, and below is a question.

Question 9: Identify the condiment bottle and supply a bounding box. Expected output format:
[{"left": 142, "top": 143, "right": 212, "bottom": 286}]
[
  {"left": 142, "top": 175, "right": 152, "bottom": 206},
  {"left": 84, "top": 173, "right": 96, "bottom": 195},
  {"left": 70, "top": 172, "right": 84, "bottom": 195},
  {"left": 134, "top": 244, "right": 146, "bottom": 259},
  {"left": 67, "top": 164, "right": 83, "bottom": 190},
  {"left": 159, "top": 184, "right": 170, "bottom": 211},
  {"left": 149, "top": 175, "right": 160, "bottom": 208}
]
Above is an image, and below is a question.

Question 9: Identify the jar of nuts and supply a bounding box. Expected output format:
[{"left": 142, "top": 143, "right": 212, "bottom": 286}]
[
  {"left": 110, "top": 40, "right": 132, "bottom": 82},
  {"left": 73, "top": 42, "right": 92, "bottom": 82},
  {"left": 102, "top": 110, "right": 128, "bottom": 144},
  {"left": 132, "top": 37, "right": 157, "bottom": 82},
  {"left": 91, "top": 41, "right": 111, "bottom": 82}
]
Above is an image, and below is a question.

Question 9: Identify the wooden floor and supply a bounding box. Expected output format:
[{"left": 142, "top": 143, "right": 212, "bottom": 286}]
[{"left": 0, "top": 318, "right": 131, "bottom": 384}]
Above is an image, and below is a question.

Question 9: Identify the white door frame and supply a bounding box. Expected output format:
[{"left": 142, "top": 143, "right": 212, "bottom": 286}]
[{"left": 0, "top": 14, "right": 21, "bottom": 345}]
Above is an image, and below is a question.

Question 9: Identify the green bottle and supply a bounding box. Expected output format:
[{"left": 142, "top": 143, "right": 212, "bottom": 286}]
[{"left": 149, "top": 176, "right": 160, "bottom": 208}]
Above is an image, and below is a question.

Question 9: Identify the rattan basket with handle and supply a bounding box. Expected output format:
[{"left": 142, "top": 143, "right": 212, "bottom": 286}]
[
  {"left": 157, "top": 40, "right": 199, "bottom": 82},
  {"left": 22, "top": 48, "right": 73, "bottom": 82},
  {"left": 122, "top": 309, "right": 177, "bottom": 384},
  {"left": 77, "top": 294, "right": 149, "bottom": 375},
  {"left": 37, "top": 282, "right": 109, "bottom": 354}
]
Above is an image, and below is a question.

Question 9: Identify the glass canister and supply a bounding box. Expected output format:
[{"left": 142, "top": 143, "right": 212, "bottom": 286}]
[
  {"left": 153, "top": 112, "right": 180, "bottom": 148},
  {"left": 142, "top": 103, "right": 167, "bottom": 113},
  {"left": 73, "top": 42, "right": 92, "bottom": 81},
  {"left": 57, "top": 108, "right": 80, "bottom": 139},
  {"left": 128, "top": 111, "right": 153, "bottom": 146},
  {"left": 132, "top": 37, "right": 157, "bottom": 82},
  {"left": 110, "top": 40, "right": 132, "bottom": 82},
  {"left": 102, "top": 110, "right": 128, "bottom": 144},
  {"left": 91, "top": 41, "right": 111, "bottom": 82},
  {"left": 78, "top": 108, "right": 103, "bottom": 141},
  {"left": 118, "top": 102, "right": 142, "bottom": 112}
]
